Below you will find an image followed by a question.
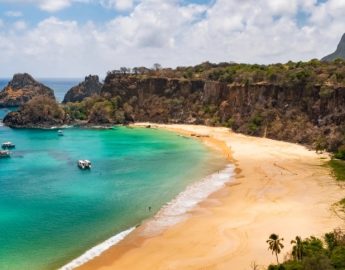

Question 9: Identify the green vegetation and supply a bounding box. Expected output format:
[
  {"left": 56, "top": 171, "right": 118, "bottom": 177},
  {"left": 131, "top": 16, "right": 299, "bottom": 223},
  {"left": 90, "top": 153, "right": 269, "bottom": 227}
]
[
  {"left": 63, "top": 95, "right": 132, "bottom": 124},
  {"left": 335, "top": 146, "right": 345, "bottom": 160},
  {"left": 112, "top": 58, "right": 345, "bottom": 88},
  {"left": 267, "top": 234, "right": 285, "bottom": 265},
  {"left": 267, "top": 230, "right": 345, "bottom": 270},
  {"left": 328, "top": 159, "right": 345, "bottom": 181}
]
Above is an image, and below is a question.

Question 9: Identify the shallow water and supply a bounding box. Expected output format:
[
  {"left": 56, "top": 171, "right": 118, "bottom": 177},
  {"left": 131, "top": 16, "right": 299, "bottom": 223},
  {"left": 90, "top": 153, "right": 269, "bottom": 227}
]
[{"left": 0, "top": 126, "right": 228, "bottom": 270}]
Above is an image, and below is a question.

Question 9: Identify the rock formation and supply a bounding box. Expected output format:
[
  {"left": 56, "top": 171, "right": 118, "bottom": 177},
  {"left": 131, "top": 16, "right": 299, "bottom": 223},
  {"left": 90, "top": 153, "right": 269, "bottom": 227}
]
[
  {"left": 4, "top": 62, "right": 345, "bottom": 154},
  {"left": 3, "top": 96, "right": 65, "bottom": 128},
  {"left": 0, "top": 73, "right": 55, "bottom": 107},
  {"left": 99, "top": 74, "right": 345, "bottom": 152},
  {"left": 322, "top": 33, "right": 345, "bottom": 61},
  {"left": 63, "top": 75, "right": 102, "bottom": 103}
]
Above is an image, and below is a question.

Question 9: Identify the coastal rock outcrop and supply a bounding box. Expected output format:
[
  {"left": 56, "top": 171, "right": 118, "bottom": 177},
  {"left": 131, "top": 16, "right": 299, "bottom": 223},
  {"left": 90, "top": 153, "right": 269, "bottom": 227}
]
[
  {"left": 3, "top": 96, "right": 65, "bottom": 128},
  {"left": 63, "top": 75, "right": 102, "bottom": 103},
  {"left": 0, "top": 73, "right": 55, "bottom": 107},
  {"left": 322, "top": 33, "right": 345, "bottom": 61}
]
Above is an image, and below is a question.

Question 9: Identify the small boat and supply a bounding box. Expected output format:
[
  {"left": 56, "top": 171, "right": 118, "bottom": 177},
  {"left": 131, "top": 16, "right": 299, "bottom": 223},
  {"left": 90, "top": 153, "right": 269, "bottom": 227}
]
[
  {"left": 2, "top": 142, "right": 15, "bottom": 149},
  {"left": 0, "top": 150, "right": 10, "bottom": 158},
  {"left": 57, "top": 130, "right": 64, "bottom": 136},
  {"left": 78, "top": 160, "right": 92, "bottom": 169}
]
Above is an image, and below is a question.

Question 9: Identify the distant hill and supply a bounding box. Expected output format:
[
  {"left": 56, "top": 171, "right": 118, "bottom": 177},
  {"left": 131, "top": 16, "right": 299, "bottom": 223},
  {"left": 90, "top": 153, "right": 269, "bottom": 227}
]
[{"left": 322, "top": 33, "right": 345, "bottom": 61}]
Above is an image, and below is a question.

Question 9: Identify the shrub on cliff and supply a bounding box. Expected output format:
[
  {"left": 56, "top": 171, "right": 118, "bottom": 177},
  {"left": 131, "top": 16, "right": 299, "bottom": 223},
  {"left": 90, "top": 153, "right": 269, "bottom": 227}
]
[
  {"left": 88, "top": 100, "right": 113, "bottom": 124},
  {"left": 334, "top": 146, "right": 345, "bottom": 160},
  {"left": 4, "top": 96, "right": 65, "bottom": 127}
]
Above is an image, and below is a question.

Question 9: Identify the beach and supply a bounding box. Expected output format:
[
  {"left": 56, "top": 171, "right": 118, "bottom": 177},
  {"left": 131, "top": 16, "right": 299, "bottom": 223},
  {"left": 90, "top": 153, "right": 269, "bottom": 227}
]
[{"left": 77, "top": 124, "right": 345, "bottom": 270}]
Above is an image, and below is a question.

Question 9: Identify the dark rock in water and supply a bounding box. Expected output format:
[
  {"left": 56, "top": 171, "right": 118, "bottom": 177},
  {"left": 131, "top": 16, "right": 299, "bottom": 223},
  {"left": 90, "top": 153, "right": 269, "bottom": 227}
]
[
  {"left": 0, "top": 73, "right": 55, "bottom": 107},
  {"left": 322, "top": 33, "right": 345, "bottom": 61},
  {"left": 63, "top": 75, "right": 102, "bottom": 103}
]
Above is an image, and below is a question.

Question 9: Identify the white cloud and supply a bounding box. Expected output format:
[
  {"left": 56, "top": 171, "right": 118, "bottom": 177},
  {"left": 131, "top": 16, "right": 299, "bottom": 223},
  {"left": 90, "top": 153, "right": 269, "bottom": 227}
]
[
  {"left": 100, "top": 0, "right": 134, "bottom": 11},
  {"left": 13, "top": 20, "right": 27, "bottom": 30},
  {"left": 0, "top": 0, "right": 344, "bottom": 77},
  {"left": 38, "top": 0, "right": 72, "bottom": 12},
  {"left": 5, "top": 10, "right": 23, "bottom": 17}
]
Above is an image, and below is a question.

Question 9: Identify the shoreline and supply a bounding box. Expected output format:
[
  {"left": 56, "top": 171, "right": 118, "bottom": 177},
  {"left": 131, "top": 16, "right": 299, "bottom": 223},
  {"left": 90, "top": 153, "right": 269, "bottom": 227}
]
[
  {"left": 59, "top": 124, "right": 234, "bottom": 270},
  {"left": 73, "top": 124, "right": 345, "bottom": 270}
]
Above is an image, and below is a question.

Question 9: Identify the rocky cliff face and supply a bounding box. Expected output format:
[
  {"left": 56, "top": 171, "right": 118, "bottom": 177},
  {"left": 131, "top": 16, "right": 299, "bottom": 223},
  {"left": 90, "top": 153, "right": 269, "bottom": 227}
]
[
  {"left": 63, "top": 75, "right": 102, "bottom": 103},
  {"left": 4, "top": 72, "right": 345, "bottom": 152},
  {"left": 101, "top": 75, "right": 205, "bottom": 123},
  {"left": 322, "top": 33, "right": 345, "bottom": 61},
  {"left": 100, "top": 74, "right": 345, "bottom": 151},
  {"left": 0, "top": 73, "right": 55, "bottom": 107}
]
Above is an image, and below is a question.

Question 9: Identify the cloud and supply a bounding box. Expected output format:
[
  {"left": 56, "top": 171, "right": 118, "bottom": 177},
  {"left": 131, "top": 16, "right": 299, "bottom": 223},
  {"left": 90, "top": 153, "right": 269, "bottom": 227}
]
[
  {"left": 5, "top": 10, "right": 23, "bottom": 17},
  {"left": 38, "top": 0, "right": 72, "bottom": 12},
  {"left": 13, "top": 20, "right": 27, "bottom": 30},
  {"left": 100, "top": 0, "right": 134, "bottom": 11},
  {"left": 0, "top": 0, "right": 344, "bottom": 77}
]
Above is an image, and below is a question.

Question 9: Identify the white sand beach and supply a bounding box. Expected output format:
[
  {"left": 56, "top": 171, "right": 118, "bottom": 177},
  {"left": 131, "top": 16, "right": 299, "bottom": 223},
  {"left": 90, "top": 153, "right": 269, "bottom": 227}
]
[{"left": 77, "top": 124, "right": 345, "bottom": 270}]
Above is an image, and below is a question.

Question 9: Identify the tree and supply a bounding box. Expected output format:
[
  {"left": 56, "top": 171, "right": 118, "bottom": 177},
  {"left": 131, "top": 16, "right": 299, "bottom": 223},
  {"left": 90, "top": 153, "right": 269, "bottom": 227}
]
[
  {"left": 120, "top": 67, "right": 130, "bottom": 75},
  {"left": 291, "top": 236, "right": 303, "bottom": 261},
  {"left": 267, "top": 233, "right": 284, "bottom": 265},
  {"left": 153, "top": 63, "right": 162, "bottom": 71}
]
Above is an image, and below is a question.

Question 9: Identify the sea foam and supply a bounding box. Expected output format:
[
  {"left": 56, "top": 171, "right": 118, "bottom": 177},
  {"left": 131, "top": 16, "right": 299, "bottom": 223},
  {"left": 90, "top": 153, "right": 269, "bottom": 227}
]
[
  {"left": 142, "top": 164, "right": 235, "bottom": 235},
  {"left": 59, "top": 227, "right": 136, "bottom": 270},
  {"left": 60, "top": 164, "right": 234, "bottom": 269}
]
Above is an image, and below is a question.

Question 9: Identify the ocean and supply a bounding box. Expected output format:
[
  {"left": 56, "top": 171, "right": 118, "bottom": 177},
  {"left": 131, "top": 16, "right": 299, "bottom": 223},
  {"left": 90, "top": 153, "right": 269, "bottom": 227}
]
[{"left": 0, "top": 125, "right": 231, "bottom": 270}]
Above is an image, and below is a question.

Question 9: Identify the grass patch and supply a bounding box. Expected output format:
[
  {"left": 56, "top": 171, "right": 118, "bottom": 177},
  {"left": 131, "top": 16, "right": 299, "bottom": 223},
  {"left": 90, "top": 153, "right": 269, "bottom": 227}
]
[
  {"left": 339, "top": 198, "right": 345, "bottom": 206},
  {"left": 328, "top": 159, "right": 345, "bottom": 181}
]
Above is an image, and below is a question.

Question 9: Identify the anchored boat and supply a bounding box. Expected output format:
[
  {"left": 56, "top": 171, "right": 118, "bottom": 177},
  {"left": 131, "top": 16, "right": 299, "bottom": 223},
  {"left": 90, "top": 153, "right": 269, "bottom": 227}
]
[
  {"left": 78, "top": 160, "right": 91, "bottom": 169},
  {"left": 2, "top": 142, "right": 15, "bottom": 149},
  {"left": 57, "top": 130, "right": 64, "bottom": 136},
  {"left": 0, "top": 150, "right": 10, "bottom": 158}
]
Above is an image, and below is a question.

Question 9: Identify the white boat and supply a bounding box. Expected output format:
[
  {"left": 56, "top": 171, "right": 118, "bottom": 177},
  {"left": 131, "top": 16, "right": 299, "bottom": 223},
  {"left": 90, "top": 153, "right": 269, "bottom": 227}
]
[
  {"left": 78, "top": 160, "right": 92, "bottom": 169},
  {"left": 57, "top": 130, "right": 64, "bottom": 136},
  {"left": 0, "top": 150, "right": 10, "bottom": 158},
  {"left": 2, "top": 142, "right": 15, "bottom": 149}
]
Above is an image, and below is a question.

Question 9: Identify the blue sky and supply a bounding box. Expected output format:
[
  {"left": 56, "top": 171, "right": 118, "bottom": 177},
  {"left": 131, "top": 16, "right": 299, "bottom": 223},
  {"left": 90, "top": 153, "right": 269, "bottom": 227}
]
[
  {"left": 1, "top": 0, "right": 212, "bottom": 25},
  {"left": 0, "top": 0, "right": 344, "bottom": 77}
]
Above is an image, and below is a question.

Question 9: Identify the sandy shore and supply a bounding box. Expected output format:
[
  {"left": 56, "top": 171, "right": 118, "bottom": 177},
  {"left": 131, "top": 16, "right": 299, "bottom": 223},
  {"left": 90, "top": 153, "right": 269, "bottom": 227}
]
[{"left": 77, "top": 124, "right": 345, "bottom": 270}]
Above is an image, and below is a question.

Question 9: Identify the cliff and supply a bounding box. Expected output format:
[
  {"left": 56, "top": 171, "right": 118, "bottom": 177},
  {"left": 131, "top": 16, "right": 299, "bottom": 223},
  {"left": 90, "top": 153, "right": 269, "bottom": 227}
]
[
  {"left": 0, "top": 73, "right": 55, "bottom": 107},
  {"left": 322, "top": 33, "right": 345, "bottom": 61},
  {"left": 4, "top": 60, "right": 345, "bottom": 154},
  {"left": 98, "top": 74, "right": 345, "bottom": 152},
  {"left": 63, "top": 75, "right": 102, "bottom": 103}
]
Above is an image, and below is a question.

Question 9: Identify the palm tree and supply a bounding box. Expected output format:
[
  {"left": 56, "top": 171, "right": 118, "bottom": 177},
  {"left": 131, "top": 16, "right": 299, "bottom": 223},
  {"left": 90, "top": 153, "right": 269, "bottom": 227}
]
[
  {"left": 267, "top": 233, "right": 284, "bottom": 265},
  {"left": 291, "top": 236, "right": 303, "bottom": 261}
]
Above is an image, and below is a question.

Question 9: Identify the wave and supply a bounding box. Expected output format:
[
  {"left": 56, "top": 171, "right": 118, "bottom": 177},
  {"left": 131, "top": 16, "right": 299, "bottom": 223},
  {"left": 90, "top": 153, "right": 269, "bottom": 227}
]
[
  {"left": 142, "top": 164, "right": 235, "bottom": 235},
  {"left": 59, "top": 227, "right": 136, "bottom": 270},
  {"left": 60, "top": 164, "right": 234, "bottom": 269}
]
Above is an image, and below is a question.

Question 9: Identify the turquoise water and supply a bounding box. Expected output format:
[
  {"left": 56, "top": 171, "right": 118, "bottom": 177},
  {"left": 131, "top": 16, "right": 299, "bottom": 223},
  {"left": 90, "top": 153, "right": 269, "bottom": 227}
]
[{"left": 0, "top": 126, "right": 228, "bottom": 270}]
